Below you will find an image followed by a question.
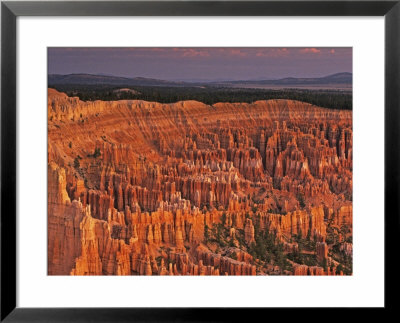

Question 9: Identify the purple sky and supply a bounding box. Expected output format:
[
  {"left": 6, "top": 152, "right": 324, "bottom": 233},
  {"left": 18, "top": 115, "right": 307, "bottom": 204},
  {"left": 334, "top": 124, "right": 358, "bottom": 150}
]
[{"left": 48, "top": 47, "right": 352, "bottom": 81}]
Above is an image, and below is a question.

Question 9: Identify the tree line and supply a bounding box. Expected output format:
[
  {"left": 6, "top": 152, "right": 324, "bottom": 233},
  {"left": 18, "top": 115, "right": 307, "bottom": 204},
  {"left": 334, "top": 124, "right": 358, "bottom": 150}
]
[{"left": 50, "top": 84, "right": 352, "bottom": 110}]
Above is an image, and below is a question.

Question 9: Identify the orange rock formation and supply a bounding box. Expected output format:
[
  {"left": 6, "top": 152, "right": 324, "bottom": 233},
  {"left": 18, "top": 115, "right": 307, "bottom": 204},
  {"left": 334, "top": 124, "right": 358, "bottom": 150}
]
[{"left": 48, "top": 89, "right": 352, "bottom": 275}]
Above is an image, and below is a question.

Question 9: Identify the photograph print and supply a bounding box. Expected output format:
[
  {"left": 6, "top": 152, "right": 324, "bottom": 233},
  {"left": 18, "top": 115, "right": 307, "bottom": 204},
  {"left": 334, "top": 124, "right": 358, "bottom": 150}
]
[{"left": 48, "top": 47, "right": 352, "bottom": 276}]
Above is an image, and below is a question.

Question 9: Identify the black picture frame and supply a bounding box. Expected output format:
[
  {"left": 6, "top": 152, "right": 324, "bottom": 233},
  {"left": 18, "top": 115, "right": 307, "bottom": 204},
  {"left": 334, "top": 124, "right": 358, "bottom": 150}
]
[{"left": 1, "top": 0, "right": 399, "bottom": 321}]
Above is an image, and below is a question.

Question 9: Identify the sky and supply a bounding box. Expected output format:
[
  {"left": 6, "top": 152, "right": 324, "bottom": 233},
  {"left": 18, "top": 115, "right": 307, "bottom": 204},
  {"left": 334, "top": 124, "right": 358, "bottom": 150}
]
[{"left": 48, "top": 47, "right": 352, "bottom": 82}]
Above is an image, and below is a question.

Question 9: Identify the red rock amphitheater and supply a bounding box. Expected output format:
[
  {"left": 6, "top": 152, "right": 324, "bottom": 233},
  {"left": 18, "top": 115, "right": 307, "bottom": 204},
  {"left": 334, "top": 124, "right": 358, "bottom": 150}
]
[{"left": 48, "top": 88, "right": 353, "bottom": 276}]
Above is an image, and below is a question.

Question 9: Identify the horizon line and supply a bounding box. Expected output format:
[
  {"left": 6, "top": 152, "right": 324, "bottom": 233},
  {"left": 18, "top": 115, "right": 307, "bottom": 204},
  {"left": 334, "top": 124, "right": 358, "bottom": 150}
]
[{"left": 48, "top": 71, "right": 353, "bottom": 83}]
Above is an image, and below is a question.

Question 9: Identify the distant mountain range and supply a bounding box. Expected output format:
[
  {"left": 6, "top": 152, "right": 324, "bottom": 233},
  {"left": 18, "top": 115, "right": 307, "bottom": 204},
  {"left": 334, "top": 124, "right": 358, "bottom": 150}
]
[
  {"left": 48, "top": 72, "right": 352, "bottom": 89},
  {"left": 48, "top": 74, "right": 185, "bottom": 86},
  {"left": 221, "top": 72, "right": 352, "bottom": 85}
]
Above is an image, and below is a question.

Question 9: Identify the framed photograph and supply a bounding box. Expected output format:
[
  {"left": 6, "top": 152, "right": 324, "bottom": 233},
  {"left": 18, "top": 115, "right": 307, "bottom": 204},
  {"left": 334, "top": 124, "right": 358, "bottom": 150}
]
[{"left": 1, "top": 0, "right": 399, "bottom": 321}]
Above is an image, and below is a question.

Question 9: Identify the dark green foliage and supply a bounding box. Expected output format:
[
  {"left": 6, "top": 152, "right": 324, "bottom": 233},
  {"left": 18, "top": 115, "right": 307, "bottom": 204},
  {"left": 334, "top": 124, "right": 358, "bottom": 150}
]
[
  {"left": 288, "top": 233, "right": 318, "bottom": 266},
  {"left": 208, "top": 223, "right": 227, "bottom": 247},
  {"left": 211, "top": 225, "right": 217, "bottom": 240},
  {"left": 274, "top": 246, "right": 290, "bottom": 270},
  {"left": 306, "top": 228, "right": 311, "bottom": 241},
  {"left": 155, "top": 256, "right": 163, "bottom": 267},
  {"left": 244, "top": 218, "right": 290, "bottom": 270},
  {"left": 235, "top": 229, "right": 245, "bottom": 247},
  {"left": 267, "top": 208, "right": 286, "bottom": 215},
  {"left": 73, "top": 157, "right": 80, "bottom": 169},
  {"left": 341, "top": 224, "right": 351, "bottom": 236},
  {"left": 287, "top": 250, "right": 302, "bottom": 264},
  {"left": 295, "top": 234, "right": 316, "bottom": 251},
  {"left": 204, "top": 224, "right": 209, "bottom": 242},
  {"left": 287, "top": 252, "right": 317, "bottom": 267},
  {"left": 87, "top": 147, "right": 101, "bottom": 158},
  {"left": 324, "top": 224, "right": 353, "bottom": 275},
  {"left": 93, "top": 148, "right": 101, "bottom": 158},
  {"left": 297, "top": 193, "right": 306, "bottom": 208},
  {"left": 51, "top": 84, "right": 352, "bottom": 111},
  {"left": 221, "top": 212, "right": 226, "bottom": 226},
  {"left": 342, "top": 254, "right": 353, "bottom": 275},
  {"left": 321, "top": 257, "right": 328, "bottom": 271},
  {"left": 228, "top": 240, "right": 236, "bottom": 247},
  {"left": 297, "top": 229, "right": 303, "bottom": 241},
  {"left": 336, "top": 264, "right": 344, "bottom": 275},
  {"left": 216, "top": 224, "right": 222, "bottom": 242}
]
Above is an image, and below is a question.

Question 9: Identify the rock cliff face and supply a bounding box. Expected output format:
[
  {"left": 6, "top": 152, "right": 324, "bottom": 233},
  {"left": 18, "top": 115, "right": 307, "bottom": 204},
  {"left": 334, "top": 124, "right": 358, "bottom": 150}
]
[{"left": 48, "top": 89, "right": 352, "bottom": 275}]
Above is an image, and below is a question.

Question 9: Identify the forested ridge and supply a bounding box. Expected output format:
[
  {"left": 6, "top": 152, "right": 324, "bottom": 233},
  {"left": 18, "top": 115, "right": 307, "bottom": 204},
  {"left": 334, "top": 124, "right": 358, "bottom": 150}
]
[{"left": 49, "top": 84, "right": 352, "bottom": 110}]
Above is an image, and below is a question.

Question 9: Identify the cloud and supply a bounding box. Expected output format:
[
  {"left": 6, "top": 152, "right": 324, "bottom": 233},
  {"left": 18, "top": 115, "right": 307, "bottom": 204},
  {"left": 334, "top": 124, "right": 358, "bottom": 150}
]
[
  {"left": 229, "top": 49, "right": 247, "bottom": 57},
  {"left": 255, "top": 48, "right": 290, "bottom": 57},
  {"left": 299, "top": 48, "right": 321, "bottom": 54},
  {"left": 182, "top": 49, "right": 210, "bottom": 57}
]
